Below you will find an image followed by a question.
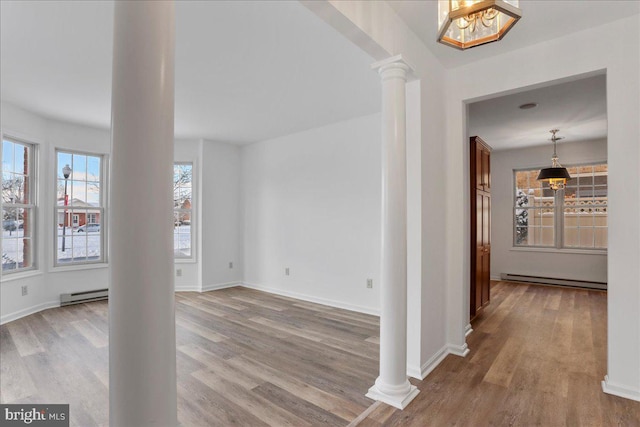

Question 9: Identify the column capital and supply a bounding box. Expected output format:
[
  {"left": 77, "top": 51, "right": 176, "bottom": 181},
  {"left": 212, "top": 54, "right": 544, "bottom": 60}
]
[{"left": 371, "top": 54, "right": 415, "bottom": 80}]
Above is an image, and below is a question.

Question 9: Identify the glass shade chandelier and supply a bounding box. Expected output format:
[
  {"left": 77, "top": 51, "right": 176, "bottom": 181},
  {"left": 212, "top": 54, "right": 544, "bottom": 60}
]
[
  {"left": 537, "top": 129, "right": 571, "bottom": 192},
  {"left": 437, "top": 0, "right": 522, "bottom": 50}
]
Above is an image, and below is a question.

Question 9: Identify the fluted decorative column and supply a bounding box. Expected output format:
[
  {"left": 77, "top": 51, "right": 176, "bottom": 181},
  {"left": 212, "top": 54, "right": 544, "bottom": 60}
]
[
  {"left": 366, "top": 55, "right": 419, "bottom": 410},
  {"left": 109, "top": 2, "right": 177, "bottom": 426}
]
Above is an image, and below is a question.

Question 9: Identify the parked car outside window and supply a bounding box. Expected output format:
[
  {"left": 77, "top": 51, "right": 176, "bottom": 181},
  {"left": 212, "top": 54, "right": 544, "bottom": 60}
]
[{"left": 77, "top": 223, "right": 100, "bottom": 233}]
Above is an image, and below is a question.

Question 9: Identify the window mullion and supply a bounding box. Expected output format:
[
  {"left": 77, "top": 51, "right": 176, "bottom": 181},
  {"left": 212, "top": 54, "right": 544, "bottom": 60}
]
[{"left": 556, "top": 189, "right": 564, "bottom": 249}]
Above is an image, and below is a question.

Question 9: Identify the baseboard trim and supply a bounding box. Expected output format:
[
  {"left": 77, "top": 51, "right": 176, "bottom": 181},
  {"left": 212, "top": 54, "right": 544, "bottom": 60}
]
[
  {"left": 174, "top": 285, "right": 201, "bottom": 292},
  {"left": 202, "top": 281, "right": 241, "bottom": 292},
  {"left": 465, "top": 323, "right": 473, "bottom": 337},
  {"left": 241, "top": 282, "right": 379, "bottom": 316},
  {"left": 407, "top": 345, "right": 449, "bottom": 380},
  {"left": 447, "top": 342, "right": 470, "bottom": 357},
  {"left": 602, "top": 375, "right": 640, "bottom": 402},
  {"left": 0, "top": 300, "right": 60, "bottom": 325}
]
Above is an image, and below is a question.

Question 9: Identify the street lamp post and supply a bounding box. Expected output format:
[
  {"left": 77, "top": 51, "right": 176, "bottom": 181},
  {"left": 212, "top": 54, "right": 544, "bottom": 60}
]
[{"left": 62, "top": 164, "right": 72, "bottom": 252}]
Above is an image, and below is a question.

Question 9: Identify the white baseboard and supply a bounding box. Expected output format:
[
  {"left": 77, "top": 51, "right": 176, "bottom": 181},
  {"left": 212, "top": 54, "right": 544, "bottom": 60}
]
[
  {"left": 202, "top": 281, "right": 241, "bottom": 292},
  {"left": 174, "top": 284, "right": 201, "bottom": 292},
  {"left": 465, "top": 323, "right": 473, "bottom": 337},
  {"left": 241, "top": 282, "right": 379, "bottom": 316},
  {"left": 602, "top": 375, "right": 640, "bottom": 402},
  {"left": 490, "top": 274, "right": 501, "bottom": 281},
  {"left": 447, "top": 342, "right": 470, "bottom": 357},
  {"left": 0, "top": 300, "right": 60, "bottom": 325},
  {"left": 407, "top": 345, "right": 449, "bottom": 380}
]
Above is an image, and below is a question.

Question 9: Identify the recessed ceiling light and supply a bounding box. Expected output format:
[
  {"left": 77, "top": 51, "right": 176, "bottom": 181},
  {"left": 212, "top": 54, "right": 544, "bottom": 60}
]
[{"left": 519, "top": 102, "right": 538, "bottom": 110}]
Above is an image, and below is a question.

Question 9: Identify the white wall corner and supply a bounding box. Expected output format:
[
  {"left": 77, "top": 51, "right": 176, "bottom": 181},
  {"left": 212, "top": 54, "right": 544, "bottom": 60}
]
[{"left": 602, "top": 375, "right": 640, "bottom": 402}]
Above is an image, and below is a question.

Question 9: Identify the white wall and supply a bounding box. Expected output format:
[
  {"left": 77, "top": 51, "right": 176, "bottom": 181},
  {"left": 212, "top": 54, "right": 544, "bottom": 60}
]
[
  {"left": 1, "top": 102, "right": 110, "bottom": 323},
  {"left": 1, "top": 103, "right": 244, "bottom": 322},
  {"left": 445, "top": 15, "right": 640, "bottom": 400},
  {"left": 304, "top": 0, "right": 450, "bottom": 377},
  {"left": 201, "top": 140, "right": 242, "bottom": 290},
  {"left": 242, "top": 113, "right": 382, "bottom": 314},
  {"left": 491, "top": 139, "right": 608, "bottom": 283}
]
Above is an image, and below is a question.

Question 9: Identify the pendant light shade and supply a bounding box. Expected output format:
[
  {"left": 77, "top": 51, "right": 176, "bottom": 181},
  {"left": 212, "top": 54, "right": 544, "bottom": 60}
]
[
  {"left": 537, "top": 129, "right": 571, "bottom": 191},
  {"left": 437, "top": 0, "right": 522, "bottom": 50}
]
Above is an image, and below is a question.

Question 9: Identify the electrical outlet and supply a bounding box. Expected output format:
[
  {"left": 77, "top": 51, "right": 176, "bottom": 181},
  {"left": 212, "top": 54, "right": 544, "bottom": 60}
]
[
  {"left": 366, "top": 279, "right": 373, "bottom": 289},
  {"left": 21, "top": 285, "right": 28, "bottom": 296},
  {"left": 176, "top": 269, "right": 182, "bottom": 277},
  {"left": 285, "top": 267, "right": 290, "bottom": 276},
  {"left": 229, "top": 262, "right": 233, "bottom": 269}
]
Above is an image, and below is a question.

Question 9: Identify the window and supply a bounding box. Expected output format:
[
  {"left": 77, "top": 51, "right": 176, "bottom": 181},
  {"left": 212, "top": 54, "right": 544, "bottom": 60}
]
[
  {"left": 514, "top": 163, "right": 607, "bottom": 250},
  {"left": 563, "top": 164, "right": 608, "bottom": 249},
  {"left": 55, "top": 150, "right": 105, "bottom": 265},
  {"left": 174, "top": 163, "right": 193, "bottom": 259},
  {"left": 2, "top": 138, "right": 36, "bottom": 273}
]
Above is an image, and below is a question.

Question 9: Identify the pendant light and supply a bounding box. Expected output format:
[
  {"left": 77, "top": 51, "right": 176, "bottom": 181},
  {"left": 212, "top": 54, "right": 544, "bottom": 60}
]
[
  {"left": 437, "top": 0, "right": 522, "bottom": 50},
  {"left": 537, "top": 129, "right": 571, "bottom": 191}
]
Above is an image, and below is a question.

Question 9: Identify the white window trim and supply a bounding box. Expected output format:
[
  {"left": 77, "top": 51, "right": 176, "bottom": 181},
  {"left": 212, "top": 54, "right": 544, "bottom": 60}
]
[
  {"left": 52, "top": 148, "right": 108, "bottom": 269},
  {"left": 512, "top": 163, "right": 608, "bottom": 252},
  {"left": 1, "top": 135, "right": 38, "bottom": 275},
  {"left": 174, "top": 161, "right": 195, "bottom": 261}
]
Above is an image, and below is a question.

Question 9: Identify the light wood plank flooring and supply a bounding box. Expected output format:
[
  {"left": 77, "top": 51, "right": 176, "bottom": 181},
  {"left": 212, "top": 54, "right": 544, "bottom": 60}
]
[
  {"left": 355, "top": 281, "right": 640, "bottom": 426},
  {"left": 0, "top": 287, "right": 380, "bottom": 426}
]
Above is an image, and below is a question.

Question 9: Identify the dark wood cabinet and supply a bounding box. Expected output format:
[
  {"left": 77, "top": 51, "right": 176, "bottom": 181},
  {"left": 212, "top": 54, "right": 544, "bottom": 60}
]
[{"left": 470, "top": 136, "right": 491, "bottom": 320}]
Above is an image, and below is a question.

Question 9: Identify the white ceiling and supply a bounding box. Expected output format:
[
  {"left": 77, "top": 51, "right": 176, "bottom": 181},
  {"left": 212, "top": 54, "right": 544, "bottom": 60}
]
[
  {"left": 388, "top": 0, "right": 640, "bottom": 69},
  {"left": 0, "top": 1, "right": 381, "bottom": 144},
  {"left": 387, "top": 0, "right": 640, "bottom": 151},
  {"left": 2, "top": 1, "right": 637, "bottom": 149},
  {"left": 468, "top": 74, "right": 608, "bottom": 151}
]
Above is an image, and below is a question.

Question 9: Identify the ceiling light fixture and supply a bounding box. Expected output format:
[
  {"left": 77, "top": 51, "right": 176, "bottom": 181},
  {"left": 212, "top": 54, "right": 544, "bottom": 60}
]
[
  {"left": 537, "top": 129, "right": 571, "bottom": 192},
  {"left": 437, "top": 0, "right": 522, "bottom": 50},
  {"left": 519, "top": 102, "right": 538, "bottom": 110}
]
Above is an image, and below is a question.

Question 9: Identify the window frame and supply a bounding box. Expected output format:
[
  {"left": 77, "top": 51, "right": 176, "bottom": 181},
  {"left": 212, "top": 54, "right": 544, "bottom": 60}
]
[
  {"left": 1, "top": 135, "right": 38, "bottom": 275},
  {"left": 512, "top": 162, "right": 607, "bottom": 252},
  {"left": 53, "top": 148, "right": 108, "bottom": 268},
  {"left": 173, "top": 162, "right": 195, "bottom": 262}
]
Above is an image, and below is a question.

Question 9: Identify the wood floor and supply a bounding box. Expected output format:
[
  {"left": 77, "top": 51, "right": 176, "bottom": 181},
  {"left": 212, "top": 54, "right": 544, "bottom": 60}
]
[
  {"left": 0, "top": 287, "right": 380, "bottom": 426},
  {"left": 355, "top": 281, "right": 640, "bottom": 426},
  {"left": 1, "top": 282, "right": 639, "bottom": 426}
]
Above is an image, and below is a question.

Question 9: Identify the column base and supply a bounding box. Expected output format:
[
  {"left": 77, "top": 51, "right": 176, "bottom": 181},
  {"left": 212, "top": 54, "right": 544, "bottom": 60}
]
[{"left": 366, "top": 380, "right": 420, "bottom": 410}]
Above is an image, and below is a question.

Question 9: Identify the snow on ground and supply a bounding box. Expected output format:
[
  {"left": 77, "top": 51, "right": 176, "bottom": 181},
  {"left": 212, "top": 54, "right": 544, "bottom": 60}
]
[{"left": 2, "top": 225, "right": 192, "bottom": 270}]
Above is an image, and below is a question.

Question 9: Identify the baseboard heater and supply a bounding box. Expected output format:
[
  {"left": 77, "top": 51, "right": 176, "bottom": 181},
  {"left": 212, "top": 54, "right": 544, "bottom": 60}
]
[
  {"left": 500, "top": 273, "right": 607, "bottom": 290},
  {"left": 60, "top": 289, "right": 108, "bottom": 306}
]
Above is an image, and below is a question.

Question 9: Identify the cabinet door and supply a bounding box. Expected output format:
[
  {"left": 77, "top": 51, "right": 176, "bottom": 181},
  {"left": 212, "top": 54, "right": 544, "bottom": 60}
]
[
  {"left": 483, "top": 194, "right": 490, "bottom": 246},
  {"left": 482, "top": 148, "right": 491, "bottom": 192},
  {"left": 475, "top": 144, "right": 484, "bottom": 191},
  {"left": 482, "top": 251, "right": 491, "bottom": 306}
]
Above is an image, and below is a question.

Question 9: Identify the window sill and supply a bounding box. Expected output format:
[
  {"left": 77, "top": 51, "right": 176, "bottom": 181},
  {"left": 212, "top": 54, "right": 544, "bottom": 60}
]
[
  {"left": 175, "top": 258, "right": 196, "bottom": 264},
  {"left": 510, "top": 246, "right": 607, "bottom": 256},
  {"left": 50, "top": 263, "right": 110, "bottom": 273},
  {"left": 1, "top": 269, "right": 44, "bottom": 283}
]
